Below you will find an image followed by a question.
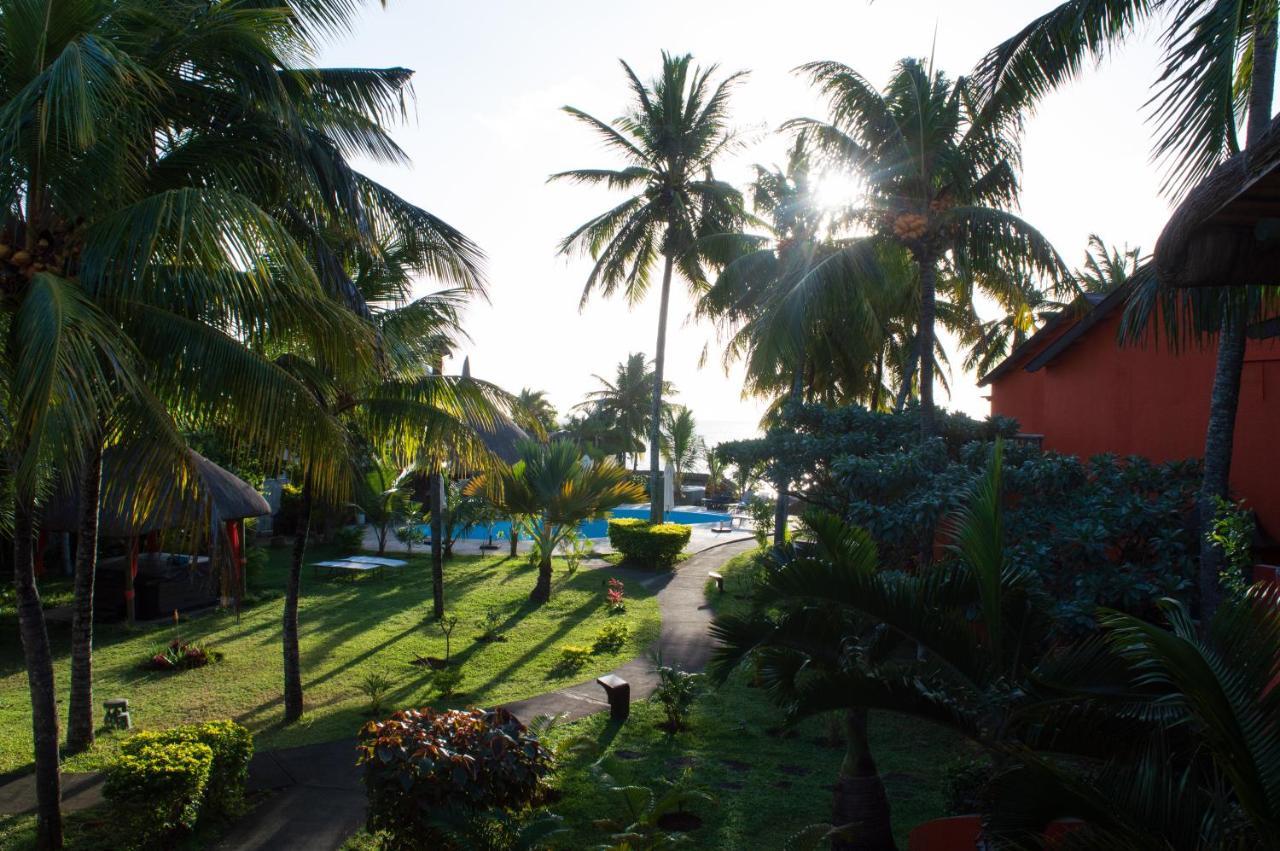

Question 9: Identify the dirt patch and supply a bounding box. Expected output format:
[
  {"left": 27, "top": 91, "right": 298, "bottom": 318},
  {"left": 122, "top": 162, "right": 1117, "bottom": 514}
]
[
  {"left": 665, "top": 756, "right": 698, "bottom": 770},
  {"left": 771, "top": 780, "right": 793, "bottom": 790},
  {"left": 779, "top": 763, "right": 812, "bottom": 777},
  {"left": 715, "top": 780, "right": 745, "bottom": 791},
  {"left": 410, "top": 656, "right": 449, "bottom": 670},
  {"left": 614, "top": 749, "right": 645, "bottom": 761},
  {"left": 719, "top": 758, "right": 752, "bottom": 774},
  {"left": 764, "top": 726, "right": 799, "bottom": 740}
]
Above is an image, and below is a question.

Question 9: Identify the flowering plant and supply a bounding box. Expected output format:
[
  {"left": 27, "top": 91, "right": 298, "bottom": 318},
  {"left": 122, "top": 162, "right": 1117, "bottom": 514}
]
[{"left": 605, "top": 577, "right": 626, "bottom": 612}]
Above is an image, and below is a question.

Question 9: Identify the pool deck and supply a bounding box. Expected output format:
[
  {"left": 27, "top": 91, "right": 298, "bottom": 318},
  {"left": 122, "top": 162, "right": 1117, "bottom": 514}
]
[{"left": 360, "top": 504, "right": 745, "bottom": 557}]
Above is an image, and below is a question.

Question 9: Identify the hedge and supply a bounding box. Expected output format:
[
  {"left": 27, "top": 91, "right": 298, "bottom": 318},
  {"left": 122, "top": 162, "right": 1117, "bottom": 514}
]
[
  {"left": 121, "top": 720, "right": 253, "bottom": 818},
  {"left": 104, "top": 740, "right": 213, "bottom": 847},
  {"left": 607, "top": 518, "right": 691, "bottom": 568}
]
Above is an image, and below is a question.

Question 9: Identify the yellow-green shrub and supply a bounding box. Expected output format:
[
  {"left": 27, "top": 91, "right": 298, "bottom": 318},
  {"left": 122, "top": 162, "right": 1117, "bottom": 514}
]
[
  {"left": 121, "top": 720, "right": 253, "bottom": 818},
  {"left": 607, "top": 519, "right": 690, "bottom": 568},
  {"left": 104, "top": 741, "right": 213, "bottom": 846}
]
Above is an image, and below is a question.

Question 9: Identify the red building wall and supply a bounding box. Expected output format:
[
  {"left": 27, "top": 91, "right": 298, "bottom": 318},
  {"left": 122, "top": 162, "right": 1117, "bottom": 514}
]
[{"left": 989, "top": 311, "right": 1280, "bottom": 539}]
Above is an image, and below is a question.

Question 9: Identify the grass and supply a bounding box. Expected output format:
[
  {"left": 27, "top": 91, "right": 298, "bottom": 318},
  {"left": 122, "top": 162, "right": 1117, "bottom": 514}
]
[
  {"left": 0, "top": 544, "right": 659, "bottom": 775},
  {"left": 537, "top": 546, "right": 964, "bottom": 848}
]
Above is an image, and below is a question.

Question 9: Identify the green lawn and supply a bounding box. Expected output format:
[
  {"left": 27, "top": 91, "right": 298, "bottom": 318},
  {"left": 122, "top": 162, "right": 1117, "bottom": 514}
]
[
  {"left": 540, "top": 548, "right": 965, "bottom": 848},
  {"left": 0, "top": 545, "right": 659, "bottom": 775}
]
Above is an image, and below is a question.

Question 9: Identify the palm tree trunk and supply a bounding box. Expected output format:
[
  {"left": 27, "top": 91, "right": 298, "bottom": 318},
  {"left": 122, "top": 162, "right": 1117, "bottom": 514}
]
[
  {"left": 14, "top": 494, "right": 64, "bottom": 850},
  {"left": 831, "top": 708, "right": 895, "bottom": 851},
  {"left": 283, "top": 475, "right": 313, "bottom": 723},
  {"left": 871, "top": 352, "right": 884, "bottom": 412},
  {"left": 67, "top": 438, "right": 103, "bottom": 754},
  {"left": 509, "top": 522, "right": 519, "bottom": 557},
  {"left": 917, "top": 251, "right": 938, "bottom": 437},
  {"left": 1198, "top": 311, "right": 1246, "bottom": 619},
  {"left": 1197, "top": 12, "right": 1275, "bottom": 621},
  {"left": 649, "top": 252, "right": 676, "bottom": 523},
  {"left": 893, "top": 340, "right": 917, "bottom": 413},
  {"left": 530, "top": 523, "right": 553, "bottom": 604},
  {"left": 773, "top": 361, "right": 805, "bottom": 548},
  {"left": 430, "top": 472, "right": 445, "bottom": 619}
]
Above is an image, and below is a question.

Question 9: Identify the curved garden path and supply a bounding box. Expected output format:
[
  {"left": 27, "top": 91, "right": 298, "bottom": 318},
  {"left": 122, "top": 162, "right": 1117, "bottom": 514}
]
[{"left": 212, "top": 535, "right": 756, "bottom": 850}]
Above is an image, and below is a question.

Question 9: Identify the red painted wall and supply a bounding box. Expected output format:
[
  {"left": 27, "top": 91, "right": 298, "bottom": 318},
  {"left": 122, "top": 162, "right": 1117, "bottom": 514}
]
[{"left": 989, "top": 311, "right": 1280, "bottom": 539}]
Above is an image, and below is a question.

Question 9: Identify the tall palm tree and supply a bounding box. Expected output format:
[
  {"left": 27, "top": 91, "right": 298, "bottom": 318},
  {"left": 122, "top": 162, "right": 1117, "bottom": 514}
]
[
  {"left": 0, "top": 1, "right": 381, "bottom": 841},
  {"left": 791, "top": 58, "right": 1068, "bottom": 437},
  {"left": 576, "top": 352, "right": 670, "bottom": 468},
  {"left": 469, "top": 440, "right": 644, "bottom": 603},
  {"left": 516, "top": 388, "right": 559, "bottom": 434},
  {"left": 274, "top": 243, "right": 508, "bottom": 723},
  {"left": 659, "top": 405, "right": 704, "bottom": 495},
  {"left": 61, "top": 8, "right": 429, "bottom": 759},
  {"left": 554, "top": 52, "right": 746, "bottom": 522},
  {"left": 978, "top": 0, "right": 1279, "bottom": 618}
]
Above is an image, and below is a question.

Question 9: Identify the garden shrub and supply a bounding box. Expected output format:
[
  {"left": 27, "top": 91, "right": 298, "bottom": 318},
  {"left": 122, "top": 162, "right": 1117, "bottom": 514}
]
[
  {"left": 592, "top": 622, "right": 629, "bottom": 653},
  {"left": 556, "top": 644, "right": 592, "bottom": 672},
  {"left": 357, "top": 708, "right": 553, "bottom": 850},
  {"left": 721, "top": 403, "right": 1201, "bottom": 636},
  {"left": 104, "top": 740, "right": 213, "bottom": 846},
  {"left": 120, "top": 720, "right": 253, "bottom": 818},
  {"left": 653, "top": 662, "right": 702, "bottom": 731},
  {"left": 332, "top": 524, "right": 365, "bottom": 550},
  {"left": 142, "top": 638, "right": 222, "bottom": 672},
  {"left": 607, "top": 519, "right": 690, "bottom": 567}
]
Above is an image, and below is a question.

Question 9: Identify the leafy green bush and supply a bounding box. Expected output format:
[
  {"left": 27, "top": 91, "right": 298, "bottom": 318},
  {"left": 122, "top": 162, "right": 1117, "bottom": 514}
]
[
  {"left": 721, "top": 404, "right": 1201, "bottom": 636},
  {"left": 607, "top": 519, "right": 690, "bottom": 568},
  {"left": 745, "top": 496, "right": 775, "bottom": 548},
  {"left": 357, "top": 708, "right": 553, "bottom": 850},
  {"left": 119, "top": 720, "right": 253, "bottom": 819},
  {"left": 653, "top": 662, "right": 702, "bottom": 731},
  {"left": 555, "top": 644, "right": 592, "bottom": 672},
  {"left": 592, "top": 622, "right": 629, "bottom": 653},
  {"left": 105, "top": 740, "right": 213, "bottom": 846},
  {"left": 332, "top": 525, "right": 365, "bottom": 550}
]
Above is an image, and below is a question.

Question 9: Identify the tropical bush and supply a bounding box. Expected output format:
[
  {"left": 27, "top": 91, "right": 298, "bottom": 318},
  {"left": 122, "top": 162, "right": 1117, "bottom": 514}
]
[
  {"left": 721, "top": 403, "right": 1201, "bottom": 634},
  {"left": 357, "top": 672, "right": 397, "bottom": 717},
  {"left": 143, "top": 638, "right": 222, "bottom": 672},
  {"left": 653, "top": 662, "right": 702, "bottom": 732},
  {"left": 331, "top": 525, "right": 365, "bottom": 551},
  {"left": 607, "top": 519, "right": 691, "bottom": 568},
  {"left": 120, "top": 721, "right": 253, "bottom": 819},
  {"left": 592, "top": 622, "right": 630, "bottom": 653},
  {"left": 104, "top": 740, "right": 213, "bottom": 846},
  {"left": 605, "top": 577, "right": 626, "bottom": 612},
  {"left": 556, "top": 645, "right": 592, "bottom": 673},
  {"left": 357, "top": 708, "right": 553, "bottom": 850}
]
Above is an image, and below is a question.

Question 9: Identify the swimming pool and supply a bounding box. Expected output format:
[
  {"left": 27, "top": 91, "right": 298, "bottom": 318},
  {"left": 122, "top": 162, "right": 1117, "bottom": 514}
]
[{"left": 423, "top": 506, "right": 732, "bottom": 541}]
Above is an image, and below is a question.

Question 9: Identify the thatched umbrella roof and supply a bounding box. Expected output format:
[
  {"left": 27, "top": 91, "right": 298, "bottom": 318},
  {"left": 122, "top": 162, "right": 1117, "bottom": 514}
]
[
  {"left": 1156, "top": 116, "right": 1280, "bottom": 289},
  {"left": 459, "top": 356, "right": 529, "bottom": 465},
  {"left": 43, "top": 448, "right": 269, "bottom": 537}
]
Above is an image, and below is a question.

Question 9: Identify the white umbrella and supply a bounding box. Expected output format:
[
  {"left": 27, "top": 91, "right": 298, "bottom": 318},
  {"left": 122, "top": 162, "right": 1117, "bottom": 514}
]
[{"left": 663, "top": 460, "right": 675, "bottom": 515}]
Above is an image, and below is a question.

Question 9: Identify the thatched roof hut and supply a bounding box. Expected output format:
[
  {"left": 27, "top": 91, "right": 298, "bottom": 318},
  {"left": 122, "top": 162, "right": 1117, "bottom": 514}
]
[
  {"left": 43, "top": 448, "right": 269, "bottom": 537},
  {"left": 1155, "top": 116, "right": 1280, "bottom": 289}
]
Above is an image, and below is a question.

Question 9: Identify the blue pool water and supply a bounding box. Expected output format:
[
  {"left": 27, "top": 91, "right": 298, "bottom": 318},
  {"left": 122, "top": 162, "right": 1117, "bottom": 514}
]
[{"left": 422, "top": 506, "right": 732, "bottom": 541}]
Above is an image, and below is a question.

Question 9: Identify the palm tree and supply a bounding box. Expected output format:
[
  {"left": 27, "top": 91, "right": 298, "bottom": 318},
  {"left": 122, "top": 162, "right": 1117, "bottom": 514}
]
[
  {"left": 274, "top": 246, "right": 510, "bottom": 722},
  {"left": 1076, "top": 234, "right": 1141, "bottom": 293},
  {"left": 577, "top": 353, "right": 670, "bottom": 468},
  {"left": 659, "top": 405, "right": 704, "bottom": 496},
  {"left": 516, "top": 388, "right": 559, "bottom": 434},
  {"left": 0, "top": 1, "right": 383, "bottom": 840},
  {"left": 978, "top": 1, "right": 1278, "bottom": 618},
  {"left": 791, "top": 58, "right": 1068, "bottom": 437},
  {"left": 704, "top": 446, "right": 727, "bottom": 500},
  {"left": 469, "top": 440, "right": 644, "bottom": 603},
  {"left": 554, "top": 52, "right": 746, "bottom": 522}
]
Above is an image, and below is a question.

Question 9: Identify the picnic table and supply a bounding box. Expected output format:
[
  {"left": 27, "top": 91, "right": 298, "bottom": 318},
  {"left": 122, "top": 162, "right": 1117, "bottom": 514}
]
[{"left": 311, "top": 555, "right": 407, "bottom": 581}]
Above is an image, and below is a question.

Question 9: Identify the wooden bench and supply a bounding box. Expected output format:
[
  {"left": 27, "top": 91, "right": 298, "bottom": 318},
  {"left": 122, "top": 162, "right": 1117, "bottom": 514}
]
[
  {"left": 596, "top": 673, "right": 630, "bottom": 720},
  {"left": 708, "top": 571, "right": 724, "bottom": 593}
]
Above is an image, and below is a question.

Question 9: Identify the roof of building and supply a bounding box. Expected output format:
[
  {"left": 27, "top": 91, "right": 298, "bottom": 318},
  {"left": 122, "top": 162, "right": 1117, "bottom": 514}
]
[
  {"left": 977, "top": 292, "right": 1110, "bottom": 386},
  {"left": 1155, "top": 115, "right": 1280, "bottom": 288}
]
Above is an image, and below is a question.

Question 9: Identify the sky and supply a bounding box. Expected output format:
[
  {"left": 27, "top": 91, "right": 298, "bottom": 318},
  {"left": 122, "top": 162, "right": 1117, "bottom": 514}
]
[{"left": 317, "top": 0, "right": 1175, "bottom": 453}]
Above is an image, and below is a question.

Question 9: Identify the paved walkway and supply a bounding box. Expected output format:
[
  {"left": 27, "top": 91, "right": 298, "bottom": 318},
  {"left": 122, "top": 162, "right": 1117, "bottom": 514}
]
[{"left": 0, "top": 537, "right": 754, "bottom": 849}]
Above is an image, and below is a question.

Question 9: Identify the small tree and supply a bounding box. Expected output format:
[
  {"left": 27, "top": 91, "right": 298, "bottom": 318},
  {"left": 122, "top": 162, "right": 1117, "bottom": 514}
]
[{"left": 470, "top": 440, "right": 644, "bottom": 603}]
